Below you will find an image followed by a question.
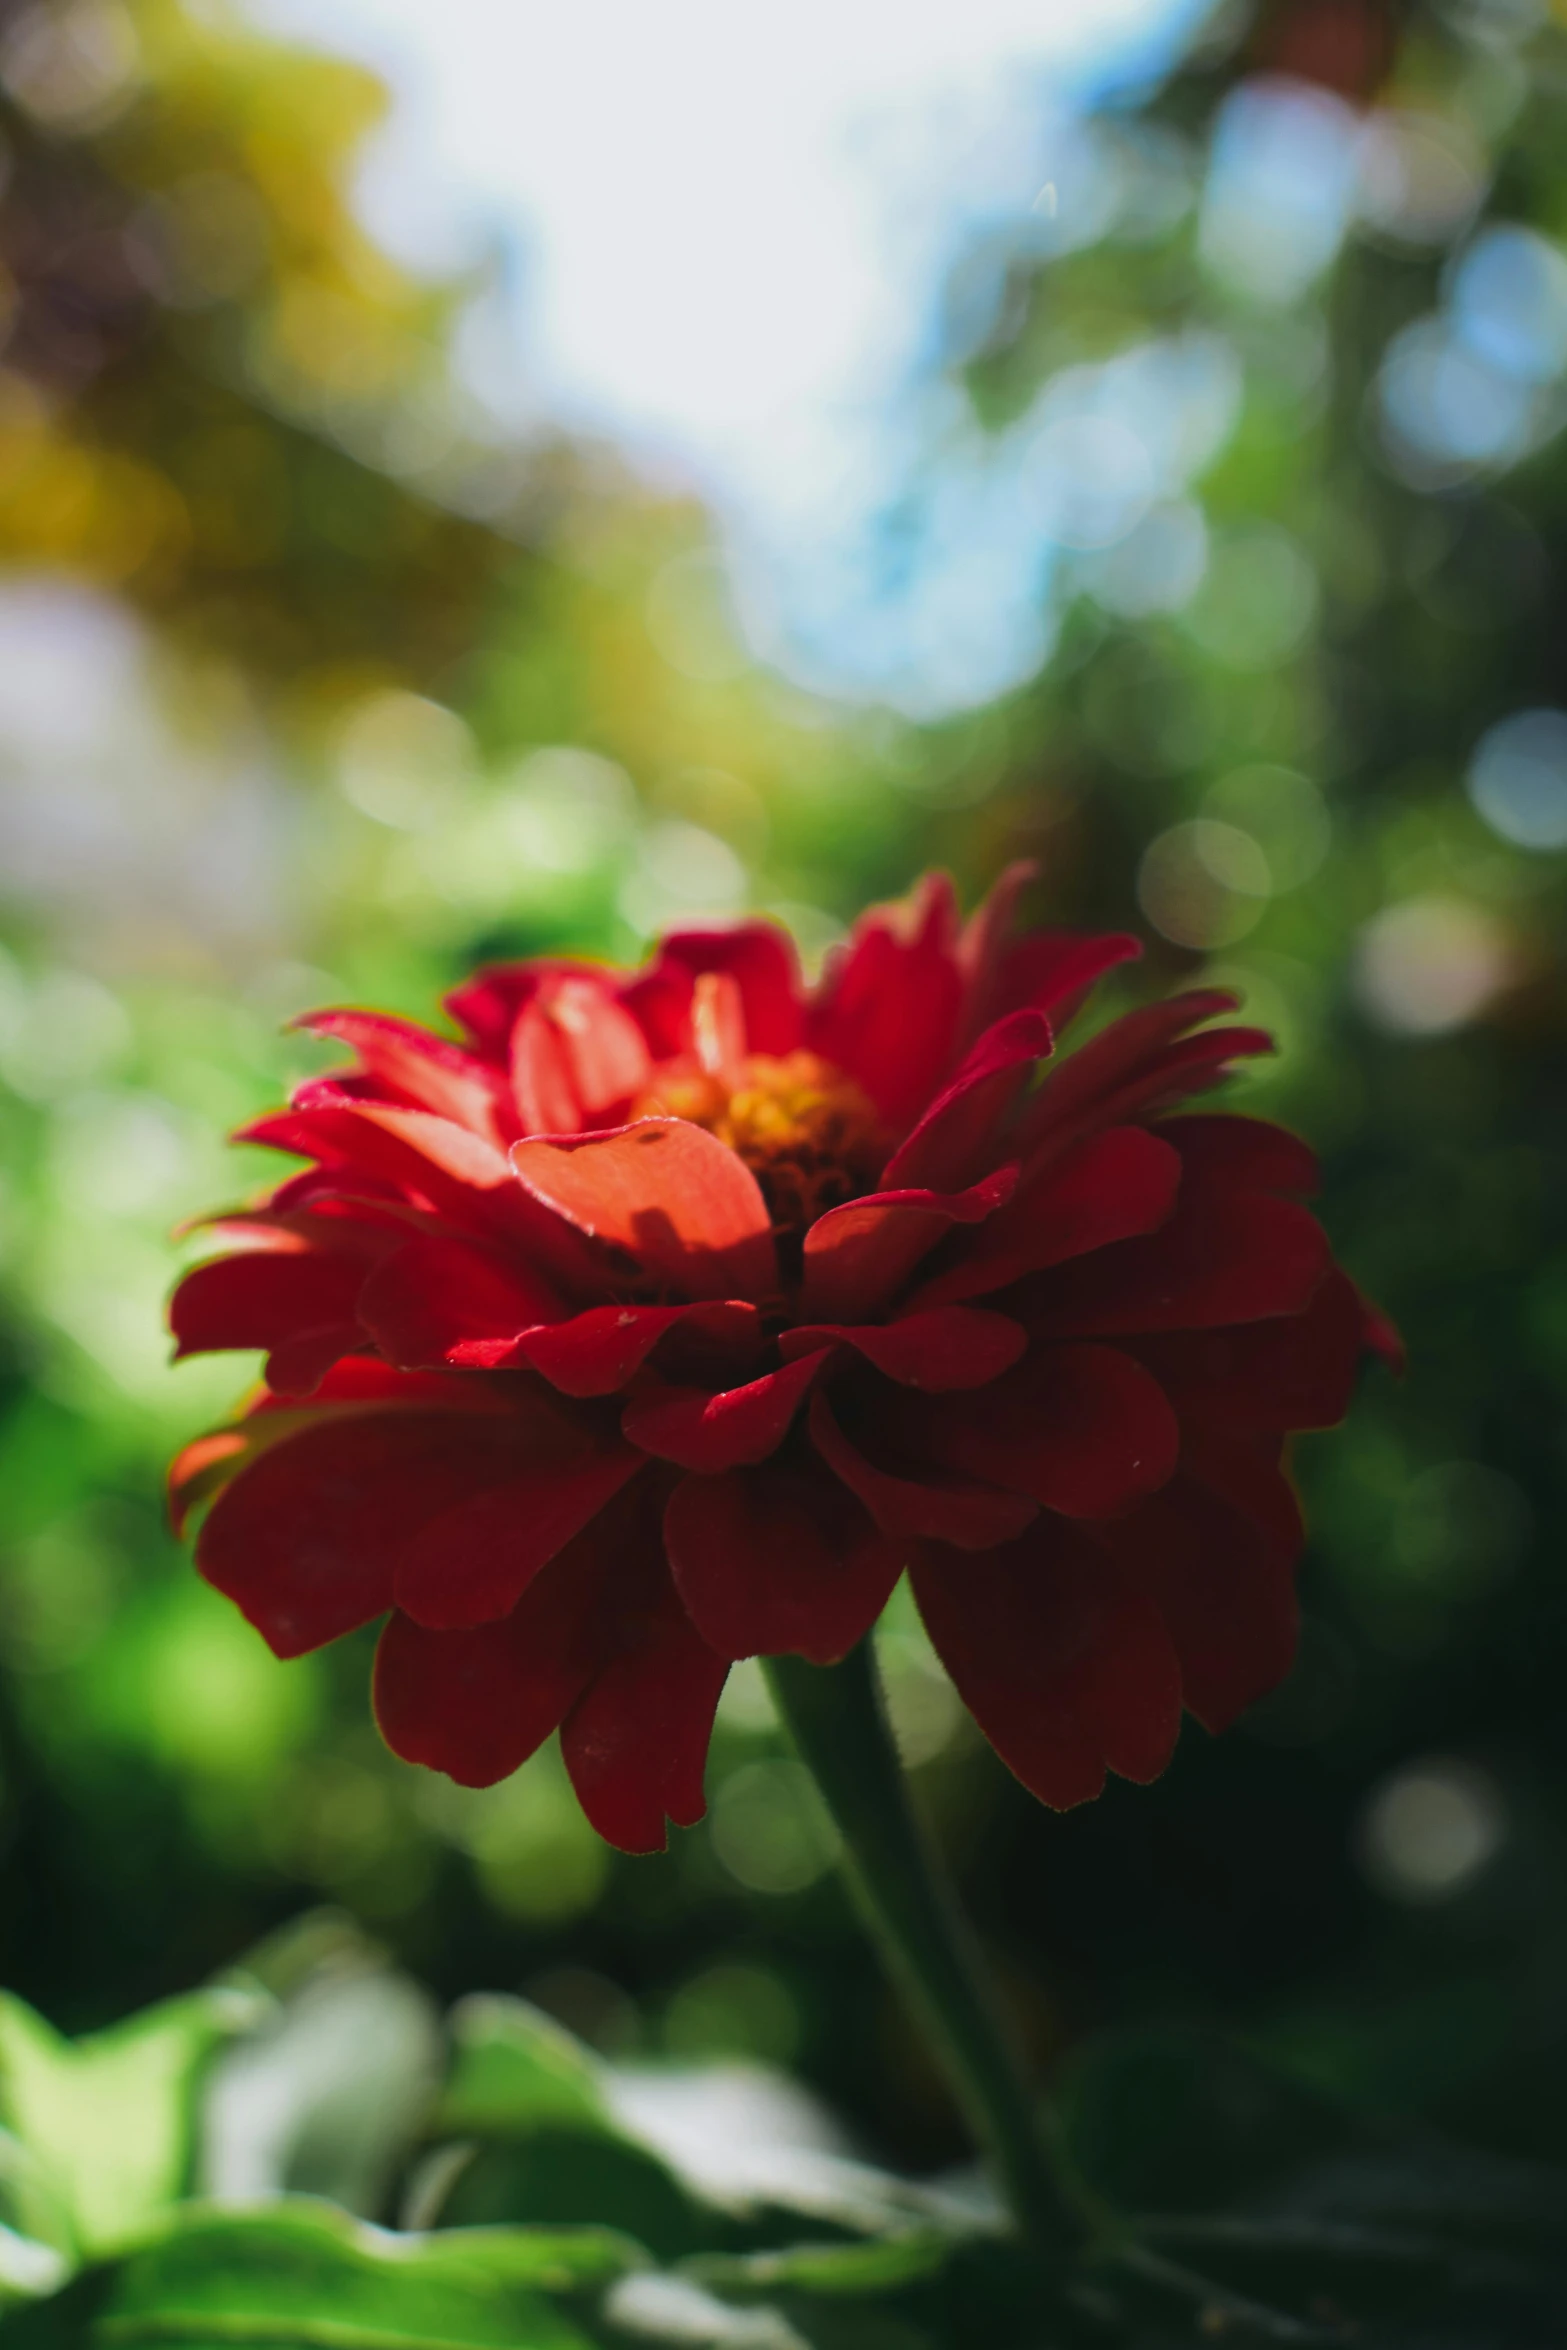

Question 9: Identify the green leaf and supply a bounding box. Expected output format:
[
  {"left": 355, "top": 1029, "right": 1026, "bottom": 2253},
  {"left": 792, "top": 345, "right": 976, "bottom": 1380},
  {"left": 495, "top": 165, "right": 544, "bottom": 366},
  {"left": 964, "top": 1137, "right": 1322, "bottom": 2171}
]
[
  {"left": 434, "top": 1999, "right": 613, "bottom": 2142},
  {"left": 428, "top": 2010, "right": 977, "bottom": 2264},
  {"left": 0, "top": 1992, "right": 264, "bottom": 2262},
  {"left": 598, "top": 2068, "right": 982, "bottom": 2247},
  {"left": 428, "top": 2134, "right": 707, "bottom": 2266},
  {"left": 0, "top": 2200, "right": 639, "bottom": 2350},
  {"left": 0, "top": 2225, "right": 67, "bottom": 2309},
  {"left": 683, "top": 2236, "right": 952, "bottom": 2300},
  {"left": 601, "top": 2271, "right": 811, "bottom": 2348},
  {"left": 206, "top": 1947, "right": 441, "bottom": 2220},
  {"left": 423, "top": 2002, "right": 707, "bottom": 2259}
]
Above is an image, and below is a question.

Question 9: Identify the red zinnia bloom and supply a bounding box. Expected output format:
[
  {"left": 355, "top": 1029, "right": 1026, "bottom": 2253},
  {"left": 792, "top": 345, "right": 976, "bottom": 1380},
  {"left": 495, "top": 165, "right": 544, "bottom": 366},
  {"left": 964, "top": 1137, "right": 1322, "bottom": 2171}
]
[{"left": 170, "top": 870, "right": 1385, "bottom": 1852}]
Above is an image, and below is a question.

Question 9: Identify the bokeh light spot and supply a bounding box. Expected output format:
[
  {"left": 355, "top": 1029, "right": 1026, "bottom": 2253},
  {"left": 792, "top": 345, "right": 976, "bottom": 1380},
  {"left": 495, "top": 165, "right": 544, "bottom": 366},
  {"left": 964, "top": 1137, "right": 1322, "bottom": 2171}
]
[
  {"left": 337, "top": 691, "right": 475, "bottom": 830},
  {"left": 663, "top": 1964, "right": 801, "bottom": 2067},
  {"left": 619, "top": 820, "right": 746, "bottom": 936},
  {"left": 1468, "top": 708, "right": 1567, "bottom": 850},
  {"left": 1357, "top": 1759, "right": 1506, "bottom": 1904},
  {"left": 1077, "top": 498, "right": 1208, "bottom": 617},
  {"left": 1201, "top": 764, "right": 1331, "bottom": 891},
  {"left": 0, "top": 0, "right": 138, "bottom": 131},
  {"left": 1200, "top": 79, "right": 1360, "bottom": 305},
  {"left": 1355, "top": 109, "right": 1486, "bottom": 250},
  {"left": 1379, "top": 318, "right": 1536, "bottom": 483},
  {"left": 1029, "top": 415, "right": 1155, "bottom": 551},
  {"left": 1354, "top": 897, "right": 1512, "bottom": 1034},
  {"left": 710, "top": 1758, "right": 840, "bottom": 1895},
  {"left": 1451, "top": 225, "right": 1567, "bottom": 386},
  {"left": 1138, "top": 818, "right": 1271, "bottom": 950}
]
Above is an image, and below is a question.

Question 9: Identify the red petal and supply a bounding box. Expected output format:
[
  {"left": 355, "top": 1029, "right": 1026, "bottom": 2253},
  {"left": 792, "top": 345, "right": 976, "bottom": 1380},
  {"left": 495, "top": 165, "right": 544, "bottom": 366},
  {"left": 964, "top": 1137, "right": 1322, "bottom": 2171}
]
[
  {"left": 391, "top": 1398, "right": 641, "bottom": 1631},
  {"left": 806, "top": 873, "right": 965, "bottom": 1131},
  {"left": 510, "top": 1119, "right": 778, "bottom": 1304},
  {"left": 644, "top": 923, "right": 806, "bottom": 1057},
  {"left": 665, "top": 1459, "right": 904, "bottom": 1663},
  {"left": 295, "top": 1010, "right": 509, "bottom": 1142},
  {"left": 372, "top": 1477, "right": 651, "bottom": 1785},
  {"left": 374, "top": 1610, "right": 583, "bottom": 1788},
  {"left": 278, "top": 1357, "right": 493, "bottom": 1412},
  {"left": 881, "top": 1009, "right": 1053, "bottom": 1194},
  {"left": 800, "top": 1164, "right": 1018, "bottom": 1325},
  {"left": 190, "top": 1381, "right": 475, "bottom": 1569},
  {"left": 509, "top": 1001, "right": 584, "bottom": 1135},
  {"left": 1128, "top": 1269, "right": 1364, "bottom": 1432},
  {"left": 1024, "top": 986, "right": 1230, "bottom": 1116},
  {"left": 264, "top": 1328, "right": 367, "bottom": 1397},
  {"left": 194, "top": 1196, "right": 414, "bottom": 1251},
  {"left": 171, "top": 1411, "right": 324, "bottom": 1535},
  {"left": 443, "top": 964, "right": 545, "bottom": 1061},
  {"left": 808, "top": 1390, "right": 1036, "bottom": 1550},
  {"left": 1181, "top": 1428, "right": 1303, "bottom": 1565},
  {"left": 1160, "top": 1113, "right": 1319, "bottom": 1196},
  {"left": 955, "top": 860, "right": 1037, "bottom": 1032},
  {"left": 991, "top": 930, "right": 1142, "bottom": 1030},
  {"left": 779, "top": 1306, "right": 1025, "bottom": 1391},
  {"left": 241, "top": 1098, "right": 531, "bottom": 1242},
  {"left": 357, "top": 1233, "right": 565, "bottom": 1371},
  {"left": 623, "top": 1352, "right": 826, "bottom": 1472},
  {"left": 515, "top": 1300, "right": 761, "bottom": 1396},
  {"left": 1358, "top": 1287, "right": 1405, "bottom": 1372},
  {"left": 443, "top": 957, "right": 597, "bottom": 1064},
  {"left": 561, "top": 1556, "right": 729, "bottom": 1853},
  {"left": 1137, "top": 1025, "right": 1276, "bottom": 1099},
  {"left": 909, "top": 1126, "right": 1181, "bottom": 1309},
  {"left": 1020, "top": 1191, "right": 1329, "bottom": 1339},
  {"left": 196, "top": 1409, "right": 506, "bottom": 1657},
  {"left": 1103, "top": 1472, "right": 1298, "bottom": 1732},
  {"left": 958, "top": 862, "right": 1140, "bottom": 1044},
  {"left": 170, "top": 1247, "right": 364, "bottom": 1392},
  {"left": 510, "top": 975, "right": 653, "bottom": 1135},
  {"left": 689, "top": 971, "right": 747, "bottom": 1083},
  {"left": 912, "top": 1520, "right": 1182, "bottom": 1808},
  {"left": 260, "top": 1170, "right": 412, "bottom": 1218},
  {"left": 920, "top": 1343, "right": 1179, "bottom": 1518},
  {"left": 1020, "top": 990, "right": 1271, "bottom": 1160}
]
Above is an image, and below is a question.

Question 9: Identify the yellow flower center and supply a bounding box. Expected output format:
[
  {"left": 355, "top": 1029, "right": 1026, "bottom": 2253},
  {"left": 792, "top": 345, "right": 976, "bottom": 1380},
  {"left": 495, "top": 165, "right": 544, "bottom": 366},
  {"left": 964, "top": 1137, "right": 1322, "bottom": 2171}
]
[{"left": 637, "top": 1049, "right": 886, "bottom": 1236}]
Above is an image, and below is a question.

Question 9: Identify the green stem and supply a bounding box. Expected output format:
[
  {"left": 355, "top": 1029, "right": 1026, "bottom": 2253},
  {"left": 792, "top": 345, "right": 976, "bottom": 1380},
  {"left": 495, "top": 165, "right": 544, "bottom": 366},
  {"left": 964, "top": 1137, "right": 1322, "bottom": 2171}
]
[{"left": 762, "top": 1640, "right": 1088, "bottom": 2258}]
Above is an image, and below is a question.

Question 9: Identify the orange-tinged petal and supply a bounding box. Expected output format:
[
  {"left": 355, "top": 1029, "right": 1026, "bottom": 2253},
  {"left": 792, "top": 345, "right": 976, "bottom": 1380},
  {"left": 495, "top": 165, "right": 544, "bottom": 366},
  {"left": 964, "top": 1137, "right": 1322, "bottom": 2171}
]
[{"left": 510, "top": 1118, "right": 778, "bottom": 1303}]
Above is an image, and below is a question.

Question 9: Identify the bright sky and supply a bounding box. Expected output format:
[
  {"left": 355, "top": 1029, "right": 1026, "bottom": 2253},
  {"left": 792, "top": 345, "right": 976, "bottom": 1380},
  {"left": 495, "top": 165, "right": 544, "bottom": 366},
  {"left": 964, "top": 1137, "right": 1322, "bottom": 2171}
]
[{"left": 241, "top": 0, "right": 1197, "bottom": 707}]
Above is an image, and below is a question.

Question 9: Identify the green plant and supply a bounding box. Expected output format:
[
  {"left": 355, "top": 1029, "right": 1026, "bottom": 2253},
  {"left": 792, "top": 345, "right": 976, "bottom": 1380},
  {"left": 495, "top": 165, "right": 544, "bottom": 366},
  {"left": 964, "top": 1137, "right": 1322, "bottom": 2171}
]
[{"left": 0, "top": 1911, "right": 1564, "bottom": 2346}]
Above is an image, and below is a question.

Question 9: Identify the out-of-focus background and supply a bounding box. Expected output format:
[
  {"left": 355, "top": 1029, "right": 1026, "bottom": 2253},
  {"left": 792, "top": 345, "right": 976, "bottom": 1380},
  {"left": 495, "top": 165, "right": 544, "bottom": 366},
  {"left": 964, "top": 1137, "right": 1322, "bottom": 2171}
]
[{"left": 0, "top": 0, "right": 1564, "bottom": 2182}]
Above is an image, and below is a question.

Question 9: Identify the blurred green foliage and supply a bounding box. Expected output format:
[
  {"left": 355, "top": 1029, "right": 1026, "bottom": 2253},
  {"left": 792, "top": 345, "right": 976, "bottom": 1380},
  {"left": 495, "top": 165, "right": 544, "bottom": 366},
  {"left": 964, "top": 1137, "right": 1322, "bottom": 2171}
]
[
  {"left": 1, "top": 1912, "right": 1566, "bottom": 2344},
  {"left": 0, "top": 0, "right": 1565, "bottom": 2315}
]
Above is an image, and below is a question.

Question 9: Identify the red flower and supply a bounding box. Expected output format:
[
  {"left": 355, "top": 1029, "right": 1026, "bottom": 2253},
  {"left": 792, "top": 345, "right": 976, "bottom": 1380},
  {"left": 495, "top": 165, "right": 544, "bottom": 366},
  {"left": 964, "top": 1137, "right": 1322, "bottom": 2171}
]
[{"left": 170, "top": 870, "right": 1385, "bottom": 1852}]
